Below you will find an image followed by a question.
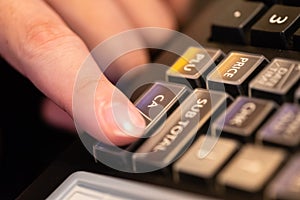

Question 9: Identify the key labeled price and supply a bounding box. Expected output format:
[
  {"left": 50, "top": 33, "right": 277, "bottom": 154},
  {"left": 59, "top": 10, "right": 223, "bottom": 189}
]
[{"left": 207, "top": 51, "right": 268, "bottom": 97}]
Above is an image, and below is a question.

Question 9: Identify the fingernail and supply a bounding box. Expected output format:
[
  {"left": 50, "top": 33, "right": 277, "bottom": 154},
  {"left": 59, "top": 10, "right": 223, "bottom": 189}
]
[
  {"left": 127, "top": 102, "right": 146, "bottom": 130},
  {"left": 99, "top": 100, "right": 146, "bottom": 140}
]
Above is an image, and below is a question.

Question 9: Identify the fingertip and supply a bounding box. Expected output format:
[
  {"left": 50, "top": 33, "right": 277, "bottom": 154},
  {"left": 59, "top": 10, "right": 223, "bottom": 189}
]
[{"left": 96, "top": 98, "right": 146, "bottom": 146}]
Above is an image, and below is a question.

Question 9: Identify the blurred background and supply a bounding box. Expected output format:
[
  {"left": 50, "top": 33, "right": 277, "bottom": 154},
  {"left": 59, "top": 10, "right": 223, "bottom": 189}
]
[{"left": 0, "top": 58, "right": 76, "bottom": 200}]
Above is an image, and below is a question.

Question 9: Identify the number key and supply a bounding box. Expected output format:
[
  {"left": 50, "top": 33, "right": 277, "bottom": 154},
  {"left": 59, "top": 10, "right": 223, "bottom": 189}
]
[
  {"left": 294, "top": 28, "right": 300, "bottom": 50},
  {"left": 251, "top": 5, "right": 300, "bottom": 49},
  {"left": 211, "top": 1, "right": 266, "bottom": 44},
  {"left": 283, "top": 0, "right": 300, "bottom": 6}
]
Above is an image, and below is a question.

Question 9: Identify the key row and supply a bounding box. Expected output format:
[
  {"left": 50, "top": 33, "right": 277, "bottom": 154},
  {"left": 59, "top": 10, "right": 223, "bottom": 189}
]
[
  {"left": 92, "top": 46, "right": 300, "bottom": 199},
  {"left": 93, "top": 86, "right": 300, "bottom": 199},
  {"left": 134, "top": 81, "right": 300, "bottom": 149},
  {"left": 131, "top": 79, "right": 300, "bottom": 149},
  {"left": 93, "top": 47, "right": 300, "bottom": 172},
  {"left": 131, "top": 78, "right": 300, "bottom": 149},
  {"left": 167, "top": 47, "right": 300, "bottom": 104},
  {"left": 211, "top": 2, "right": 300, "bottom": 49},
  {"left": 174, "top": 136, "right": 300, "bottom": 200},
  {"left": 93, "top": 82, "right": 300, "bottom": 164}
]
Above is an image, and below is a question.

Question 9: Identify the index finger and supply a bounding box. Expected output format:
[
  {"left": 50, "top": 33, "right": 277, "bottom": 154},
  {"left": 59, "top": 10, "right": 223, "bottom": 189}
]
[{"left": 0, "top": 0, "right": 145, "bottom": 145}]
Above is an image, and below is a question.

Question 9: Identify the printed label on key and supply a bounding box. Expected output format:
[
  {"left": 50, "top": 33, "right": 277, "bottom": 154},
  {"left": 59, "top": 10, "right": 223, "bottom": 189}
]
[
  {"left": 229, "top": 101, "right": 257, "bottom": 127},
  {"left": 134, "top": 81, "right": 189, "bottom": 125},
  {"left": 208, "top": 52, "right": 265, "bottom": 82},
  {"left": 213, "top": 96, "right": 275, "bottom": 138},
  {"left": 251, "top": 5, "right": 300, "bottom": 48},
  {"left": 207, "top": 52, "right": 268, "bottom": 97},
  {"left": 269, "top": 14, "right": 289, "bottom": 24},
  {"left": 133, "top": 89, "right": 229, "bottom": 171},
  {"left": 151, "top": 97, "right": 208, "bottom": 152},
  {"left": 169, "top": 47, "right": 209, "bottom": 76},
  {"left": 250, "top": 58, "right": 300, "bottom": 94},
  {"left": 167, "top": 47, "right": 224, "bottom": 88},
  {"left": 257, "top": 103, "right": 300, "bottom": 147},
  {"left": 223, "top": 57, "right": 249, "bottom": 79}
]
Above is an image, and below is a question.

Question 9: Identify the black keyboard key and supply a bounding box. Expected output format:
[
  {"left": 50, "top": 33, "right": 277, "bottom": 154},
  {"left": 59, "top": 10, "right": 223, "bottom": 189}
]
[
  {"left": 173, "top": 136, "right": 239, "bottom": 193},
  {"left": 217, "top": 144, "right": 286, "bottom": 196},
  {"left": 256, "top": 103, "right": 300, "bottom": 148},
  {"left": 211, "top": 1, "right": 266, "bottom": 44},
  {"left": 213, "top": 96, "right": 276, "bottom": 141},
  {"left": 249, "top": 58, "right": 300, "bottom": 104},
  {"left": 251, "top": 5, "right": 300, "bottom": 49},
  {"left": 207, "top": 52, "right": 268, "bottom": 97},
  {"left": 132, "top": 89, "right": 230, "bottom": 172},
  {"left": 283, "top": 0, "right": 300, "bottom": 6},
  {"left": 134, "top": 81, "right": 190, "bottom": 129},
  {"left": 166, "top": 47, "right": 225, "bottom": 88},
  {"left": 294, "top": 28, "right": 300, "bottom": 50},
  {"left": 265, "top": 153, "right": 300, "bottom": 200},
  {"left": 248, "top": 0, "right": 280, "bottom": 6}
]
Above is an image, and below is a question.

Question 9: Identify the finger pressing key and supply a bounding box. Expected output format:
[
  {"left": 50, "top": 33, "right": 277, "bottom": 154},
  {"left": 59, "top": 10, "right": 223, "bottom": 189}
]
[{"left": 0, "top": 0, "right": 145, "bottom": 145}]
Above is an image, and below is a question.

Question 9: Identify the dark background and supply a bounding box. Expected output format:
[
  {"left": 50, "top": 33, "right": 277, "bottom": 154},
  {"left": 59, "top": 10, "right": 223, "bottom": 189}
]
[{"left": 0, "top": 58, "right": 75, "bottom": 200}]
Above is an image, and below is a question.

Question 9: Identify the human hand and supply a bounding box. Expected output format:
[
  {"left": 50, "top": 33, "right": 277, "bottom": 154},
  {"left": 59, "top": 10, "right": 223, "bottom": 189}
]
[{"left": 0, "top": 0, "right": 193, "bottom": 146}]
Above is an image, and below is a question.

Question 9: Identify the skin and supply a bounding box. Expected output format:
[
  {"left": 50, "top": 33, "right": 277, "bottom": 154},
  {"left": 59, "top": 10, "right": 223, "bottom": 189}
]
[{"left": 0, "top": 0, "right": 192, "bottom": 146}]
